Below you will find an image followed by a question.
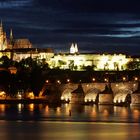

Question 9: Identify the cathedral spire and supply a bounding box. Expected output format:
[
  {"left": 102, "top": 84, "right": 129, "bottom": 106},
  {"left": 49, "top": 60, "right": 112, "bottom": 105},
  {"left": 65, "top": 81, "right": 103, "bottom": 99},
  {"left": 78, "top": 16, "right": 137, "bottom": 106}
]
[
  {"left": 0, "top": 20, "right": 3, "bottom": 35},
  {"left": 10, "top": 28, "right": 13, "bottom": 40},
  {"left": 0, "top": 20, "right": 2, "bottom": 27},
  {"left": 74, "top": 43, "right": 78, "bottom": 53},
  {"left": 70, "top": 43, "right": 75, "bottom": 54}
]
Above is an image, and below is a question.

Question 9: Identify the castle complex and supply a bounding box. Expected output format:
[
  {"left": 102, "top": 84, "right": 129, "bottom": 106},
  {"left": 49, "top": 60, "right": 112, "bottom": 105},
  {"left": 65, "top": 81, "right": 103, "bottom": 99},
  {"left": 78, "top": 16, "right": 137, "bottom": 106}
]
[{"left": 0, "top": 23, "right": 137, "bottom": 71}]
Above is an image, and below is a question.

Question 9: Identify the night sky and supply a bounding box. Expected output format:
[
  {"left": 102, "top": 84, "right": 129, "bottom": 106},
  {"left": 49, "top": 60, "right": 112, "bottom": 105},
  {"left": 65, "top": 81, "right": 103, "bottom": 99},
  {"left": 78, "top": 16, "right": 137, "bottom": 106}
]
[{"left": 1, "top": 0, "right": 140, "bottom": 54}]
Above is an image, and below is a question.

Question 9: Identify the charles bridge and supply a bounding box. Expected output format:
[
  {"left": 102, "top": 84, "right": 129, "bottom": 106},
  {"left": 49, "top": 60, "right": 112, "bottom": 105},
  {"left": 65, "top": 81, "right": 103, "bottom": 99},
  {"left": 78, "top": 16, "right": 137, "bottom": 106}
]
[{"left": 40, "top": 81, "right": 140, "bottom": 105}]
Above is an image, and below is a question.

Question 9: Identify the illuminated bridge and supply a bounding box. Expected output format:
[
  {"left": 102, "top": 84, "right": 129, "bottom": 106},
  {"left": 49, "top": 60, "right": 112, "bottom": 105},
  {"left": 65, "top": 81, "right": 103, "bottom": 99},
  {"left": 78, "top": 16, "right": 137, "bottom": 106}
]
[{"left": 40, "top": 81, "right": 140, "bottom": 105}]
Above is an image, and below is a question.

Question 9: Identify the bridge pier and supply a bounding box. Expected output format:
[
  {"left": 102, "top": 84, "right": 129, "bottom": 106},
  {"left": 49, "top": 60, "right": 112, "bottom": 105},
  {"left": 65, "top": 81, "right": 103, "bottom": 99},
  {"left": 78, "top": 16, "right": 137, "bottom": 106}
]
[{"left": 99, "top": 84, "right": 113, "bottom": 105}]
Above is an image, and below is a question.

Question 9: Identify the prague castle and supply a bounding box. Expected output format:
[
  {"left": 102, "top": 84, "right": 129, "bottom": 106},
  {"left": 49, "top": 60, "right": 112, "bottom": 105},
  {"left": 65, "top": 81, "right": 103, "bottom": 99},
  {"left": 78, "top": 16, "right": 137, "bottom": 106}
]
[{"left": 0, "top": 23, "right": 138, "bottom": 71}]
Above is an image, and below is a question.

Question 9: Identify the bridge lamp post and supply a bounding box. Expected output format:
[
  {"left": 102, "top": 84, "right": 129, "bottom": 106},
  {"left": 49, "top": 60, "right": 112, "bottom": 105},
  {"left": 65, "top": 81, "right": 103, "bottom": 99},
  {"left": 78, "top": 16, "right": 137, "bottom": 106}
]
[
  {"left": 67, "top": 79, "right": 70, "bottom": 83},
  {"left": 134, "top": 77, "right": 138, "bottom": 81},
  {"left": 122, "top": 76, "right": 126, "bottom": 82},
  {"left": 92, "top": 78, "right": 96, "bottom": 82},
  {"left": 57, "top": 80, "right": 61, "bottom": 84},
  {"left": 104, "top": 78, "right": 109, "bottom": 83}
]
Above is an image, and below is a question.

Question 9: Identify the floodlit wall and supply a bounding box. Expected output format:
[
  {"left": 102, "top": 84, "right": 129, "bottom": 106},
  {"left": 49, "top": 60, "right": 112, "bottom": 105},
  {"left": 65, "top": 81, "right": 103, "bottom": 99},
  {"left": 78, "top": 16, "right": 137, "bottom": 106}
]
[{"left": 49, "top": 53, "right": 131, "bottom": 71}]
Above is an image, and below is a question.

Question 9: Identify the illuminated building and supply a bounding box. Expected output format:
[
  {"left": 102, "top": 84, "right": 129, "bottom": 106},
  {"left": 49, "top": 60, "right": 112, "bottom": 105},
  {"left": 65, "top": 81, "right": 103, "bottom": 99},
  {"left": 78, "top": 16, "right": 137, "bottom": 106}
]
[
  {"left": 48, "top": 43, "right": 132, "bottom": 71},
  {"left": 50, "top": 52, "right": 131, "bottom": 71},
  {"left": 70, "top": 43, "right": 79, "bottom": 54},
  {"left": 0, "top": 23, "right": 135, "bottom": 71},
  {"left": 0, "top": 22, "right": 8, "bottom": 50},
  {"left": 0, "top": 23, "right": 54, "bottom": 61},
  {"left": 13, "top": 39, "right": 32, "bottom": 49},
  {"left": 11, "top": 48, "right": 54, "bottom": 62}
]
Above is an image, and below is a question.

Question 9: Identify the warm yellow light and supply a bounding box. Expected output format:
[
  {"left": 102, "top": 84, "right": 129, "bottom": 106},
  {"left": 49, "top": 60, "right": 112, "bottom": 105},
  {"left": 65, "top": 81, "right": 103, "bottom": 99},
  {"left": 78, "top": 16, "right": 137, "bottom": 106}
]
[
  {"left": 92, "top": 78, "right": 96, "bottom": 82},
  {"left": 133, "top": 84, "right": 136, "bottom": 87},
  {"left": 67, "top": 79, "right": 70, "bottom": 83},
  {"left": 57, "top": 80, "right": 61, "bottom": 84},
  {"left": 17, "top": 94, "right": 22, "bottom": 99},
  {"left": 88, "top": 98, "right": 91, "bottom": 102},
  {"left": 0, "top": 91, "right": 6, "bottom": 98},
  {"left": 28, "top": 92, "right": 34, "bottom": 99},
  {"left": 18, "top": 104, "right": 22, "bottom": 112},
  {"left": 114, "top": 100, "right": 116, "bottom": 103},
  {"left": 104, "top": 78, "right": 108, "bottom": 82},
  {"left": 29, "top": 104, "right": 34, "bottom": 112},
  {"left": 134, "top": 77, "right": 138, "bottom": 81},
  {"left": 122, "top": 77, "right": 126, "bottom": 81},
  {"left": 8, "top": 67, "right": 17, "bottom": 74},
  {"left": 0, "top": 104, "right": 5, "bottom": 112},
  {"left": 65, "top": 98, "right": 68, "bottom": 101},
  {"left": 46, "top": 80, "right": 49, "bottom": 83},
  {"left": 118, "top": 99, "right": 121, "bottom": 103},
  {"left": 45, "top": 105, "right": 49, "bottom": 114}
]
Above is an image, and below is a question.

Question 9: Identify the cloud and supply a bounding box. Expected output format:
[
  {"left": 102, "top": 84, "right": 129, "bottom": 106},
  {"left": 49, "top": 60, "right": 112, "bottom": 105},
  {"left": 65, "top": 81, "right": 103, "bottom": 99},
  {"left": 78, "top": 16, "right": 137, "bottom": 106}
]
[{"left": 0, "top": 0, "right": 33, "bottom": 9}]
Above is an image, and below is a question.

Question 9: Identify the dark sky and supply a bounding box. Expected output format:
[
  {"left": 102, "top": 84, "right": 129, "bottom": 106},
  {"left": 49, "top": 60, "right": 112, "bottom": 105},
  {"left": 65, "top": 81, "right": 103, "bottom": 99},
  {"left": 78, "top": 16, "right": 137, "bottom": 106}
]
[{"left": 0, "top": 0, "right": 140, "bottom": 54}]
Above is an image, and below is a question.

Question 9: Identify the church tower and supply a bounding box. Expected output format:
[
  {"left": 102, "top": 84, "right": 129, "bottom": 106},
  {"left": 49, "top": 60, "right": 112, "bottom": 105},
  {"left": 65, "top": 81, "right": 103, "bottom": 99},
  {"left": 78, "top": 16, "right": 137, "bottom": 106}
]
[
  {"left": 70, "top": 43, "right": 75, "bottom": 54},
  {"left": 74, "top": 43, "right": 78, "bottom": 53},
  {"left": 70, "top": 43, "right": 79, "bottom": 54},
  {"left": 0, "top": 21, "right": 8, "bottom": 50},
  {"left": 8, "top": 28, "right": 14, "bottom": 49},
  {"left": 10, "top": 29, "right": 13, "bottom": 41},
  {"left": 0, "top": 21, "right": 4, "bottom": 50}
]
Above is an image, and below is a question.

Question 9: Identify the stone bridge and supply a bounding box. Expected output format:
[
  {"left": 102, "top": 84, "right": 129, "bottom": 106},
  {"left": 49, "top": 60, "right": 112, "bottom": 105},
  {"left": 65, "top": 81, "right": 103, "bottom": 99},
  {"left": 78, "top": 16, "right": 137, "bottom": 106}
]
[{"left": 40, "top": 81, "right": 139, "bottom": 105}]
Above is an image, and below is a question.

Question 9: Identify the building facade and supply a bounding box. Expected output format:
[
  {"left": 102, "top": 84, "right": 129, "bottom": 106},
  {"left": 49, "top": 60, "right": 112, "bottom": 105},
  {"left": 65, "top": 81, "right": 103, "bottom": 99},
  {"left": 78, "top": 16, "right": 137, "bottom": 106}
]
[
  {"left": 48, "top": 44, "right": 132, "bottom": 71},
  {"left": 0, "top": 24, "right": 135, "bottom": 71}
]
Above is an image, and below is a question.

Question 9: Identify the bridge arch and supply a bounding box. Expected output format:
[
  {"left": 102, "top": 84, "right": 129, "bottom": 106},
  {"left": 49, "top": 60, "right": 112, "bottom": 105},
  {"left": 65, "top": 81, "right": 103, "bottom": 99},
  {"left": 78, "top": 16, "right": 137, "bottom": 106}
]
[
  {"left": 84, "top": 88, "right": 100, "bottom": 103},
  {"left": 61, "top": 88, "right": 75, "bottom": 102},
  {"left": 114, "top": 92, "right": 131, "bottom": 105}
]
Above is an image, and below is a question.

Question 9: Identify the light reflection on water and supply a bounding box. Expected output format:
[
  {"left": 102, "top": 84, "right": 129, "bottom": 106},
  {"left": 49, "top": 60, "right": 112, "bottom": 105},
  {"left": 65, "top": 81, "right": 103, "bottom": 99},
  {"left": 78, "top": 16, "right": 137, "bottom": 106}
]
[
  {"left": 0, "top": 104, "right": 140, "bottom": 140},
  {"left": 0, "top": 103, "right": 140, "bottom": 122}
]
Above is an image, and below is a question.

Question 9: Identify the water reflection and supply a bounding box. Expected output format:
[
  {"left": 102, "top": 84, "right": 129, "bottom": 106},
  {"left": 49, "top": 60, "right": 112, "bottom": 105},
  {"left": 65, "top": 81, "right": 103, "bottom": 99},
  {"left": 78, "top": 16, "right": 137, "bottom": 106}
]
[{"left": 0, "top": 103, "right": 140, "bottom": 122}]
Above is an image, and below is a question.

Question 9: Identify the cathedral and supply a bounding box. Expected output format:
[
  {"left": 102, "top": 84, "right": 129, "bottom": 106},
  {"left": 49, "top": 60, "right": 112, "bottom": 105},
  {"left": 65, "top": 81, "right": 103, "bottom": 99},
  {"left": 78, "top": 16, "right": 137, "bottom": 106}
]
[
  {"left": 0, "top": 22, "right": 32, "bottom": 51},
  {"left": 0, "top": 23, "right": 139, "bottom": 71},
  {"left": 0, "top": 22, "right": 54, "bottom": 62}
]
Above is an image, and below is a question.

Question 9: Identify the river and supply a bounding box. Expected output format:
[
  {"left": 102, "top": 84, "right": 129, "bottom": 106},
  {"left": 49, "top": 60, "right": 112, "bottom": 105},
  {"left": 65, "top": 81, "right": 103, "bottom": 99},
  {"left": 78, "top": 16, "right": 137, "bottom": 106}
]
[{"left": 0, "top": 104, "right": 140, "bottom": 140}]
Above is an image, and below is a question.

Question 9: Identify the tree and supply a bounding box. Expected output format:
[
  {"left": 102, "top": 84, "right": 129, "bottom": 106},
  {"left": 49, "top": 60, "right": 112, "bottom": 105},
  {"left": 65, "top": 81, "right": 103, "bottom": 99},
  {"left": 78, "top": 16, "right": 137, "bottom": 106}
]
[
  {"left": 82, "top": 65, "right": 96, "bottom": 71},
  {"left": 126, "top": 61, "right": 140, "bottom": 70},
  {"left": 0, "top": 56, "right": 12, "bottom": 68},
  {"left": 69, "top": 60, "right": 74, "bottom": 70}
]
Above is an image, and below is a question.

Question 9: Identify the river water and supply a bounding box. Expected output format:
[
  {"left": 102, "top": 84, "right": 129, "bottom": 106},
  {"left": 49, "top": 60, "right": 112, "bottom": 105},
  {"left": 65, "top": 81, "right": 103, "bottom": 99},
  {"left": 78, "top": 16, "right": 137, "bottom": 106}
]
[{"left": 0, "top": 104, "right": 140, "bottom": 140}]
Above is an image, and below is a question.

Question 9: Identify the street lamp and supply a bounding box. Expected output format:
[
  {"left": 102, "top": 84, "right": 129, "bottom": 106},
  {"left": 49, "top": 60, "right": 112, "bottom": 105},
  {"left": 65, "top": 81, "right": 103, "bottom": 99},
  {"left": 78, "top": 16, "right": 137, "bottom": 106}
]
[
  {"left": 67, "top": 79, "right": 70, "bottom": 83},
  {"left": 122, "top": 76, "right": 126, "bottom": 81},
  {"left": 57, "top": 80, "right": 61, "bottom": 84},
  {"left": 92, "top": 78, "right": 96, "bottom": 82},
  {"left": 134, "top": 77, "right": 138, "bottom": 81}
]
